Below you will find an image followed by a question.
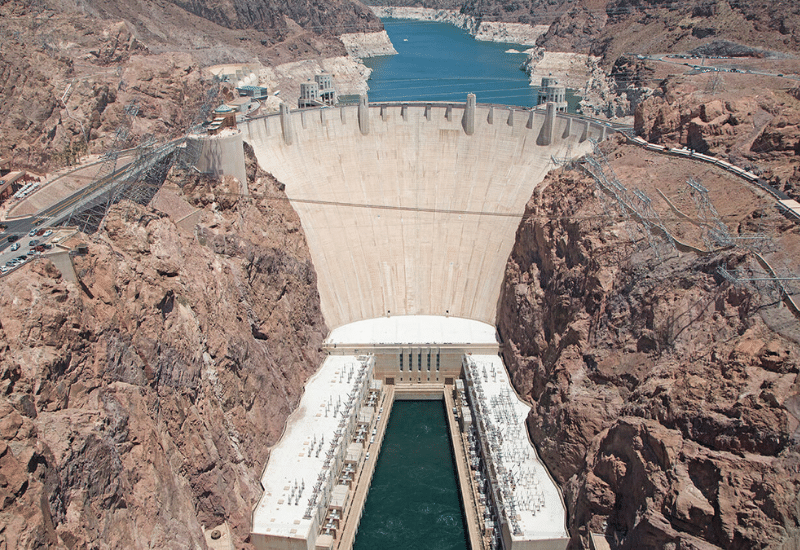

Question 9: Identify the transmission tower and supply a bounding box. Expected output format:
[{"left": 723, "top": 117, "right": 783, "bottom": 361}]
[
  {"left": 63, "top": 99, "right": 140, "bottom": 232},
  {"left": 705, "top": 71, "right": 723, "bottom": 95},
  {"left": 582, "top": 140, "right": 676, "bottom": 260},
  {"left": 686, "top": 177, "right": 735, "bottom": 250},
  {"left": 189, "top": 77, "right": 222, "bottom": 133}
]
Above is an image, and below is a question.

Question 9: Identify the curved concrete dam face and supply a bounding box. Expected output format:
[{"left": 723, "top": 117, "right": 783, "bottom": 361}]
[{"left": 242, "top": 101, "right": 610, "bottom": 329}]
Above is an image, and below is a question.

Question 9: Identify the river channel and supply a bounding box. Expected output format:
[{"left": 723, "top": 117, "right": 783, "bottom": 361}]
[{"left": 353, "top": 400, "right": 468, "bottom": 550}]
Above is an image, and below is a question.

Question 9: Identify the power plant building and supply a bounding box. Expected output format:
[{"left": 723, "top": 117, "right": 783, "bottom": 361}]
[{"left": 251, "top": 316, "right": 570, "bottom": 550}]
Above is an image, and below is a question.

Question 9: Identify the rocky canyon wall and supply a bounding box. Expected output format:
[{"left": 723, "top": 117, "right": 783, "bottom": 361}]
[
  {"left": 497, "top": 139, "right": 800, "bottom": 549},
  {"left": 635, "top": 77, "right": 800, "bottom": 201},
  {"left": 0, "top": 0, "right": 381, "bottom": 172},
  {"left": 0, "top": 149, "right": 327, "bottom": 549}
]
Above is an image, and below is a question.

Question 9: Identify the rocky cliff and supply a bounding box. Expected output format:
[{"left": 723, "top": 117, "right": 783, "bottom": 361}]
[
  {"left": 635, "top": 76, "right": 800, "bottom": 200},
  {"left": 498, "top": 138, "right": 800, "bottom": 548},
  {"left": 0, "top": 0, "right": 381, "bottom": 172},
  {"left": 0, "top": 149, "right": 327, "bottom": 548}
]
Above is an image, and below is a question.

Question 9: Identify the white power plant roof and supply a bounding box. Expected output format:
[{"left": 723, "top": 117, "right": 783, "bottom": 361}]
[
  {"left": 465, "top": 355, "right": 569, "bottom": 543},
  {"left": 252, "top": 355, "right": 373, "bottom": 543},
  {"left": 325, "top": 315, "right": 498, "bottom": 346}
]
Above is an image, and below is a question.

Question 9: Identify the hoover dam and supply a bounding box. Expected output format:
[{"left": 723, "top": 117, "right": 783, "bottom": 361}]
[
  {"left": 196, "top": 96, "right": 618, "bottom": 550},
  {"left": 241, "top": 97, "right": 612, "bottom": 328}
]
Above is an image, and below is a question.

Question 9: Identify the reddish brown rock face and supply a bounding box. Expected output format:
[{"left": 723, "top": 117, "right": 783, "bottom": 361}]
[
  {"left": 497, "top": 142, "right": 800, "bottom": 549},
  {"left": 634, "top": 78, "right": 800, "bottom": 199},
  {"left": 0, "top": 0, "right": 381, "bottom": 173},
  {"left": 0, "top": 152, "right": 326, "bottom": 548}
]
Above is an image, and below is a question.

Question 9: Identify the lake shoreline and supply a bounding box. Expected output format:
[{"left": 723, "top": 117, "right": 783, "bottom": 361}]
[{"left": 367, "top": 6, "right": 549, "bottom": 46}]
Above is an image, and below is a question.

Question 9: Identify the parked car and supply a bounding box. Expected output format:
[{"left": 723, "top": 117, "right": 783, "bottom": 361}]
[
  {"left": 28, "top": 229, "right": 37, "bottom": 237},
  {"left": 28, "top": 239, "right": 39, "bottom": 246},
  {"left": 7, "top": 235, "right": 18, "bottom": 243},
  {"left": 43, "top": 230, "right": 53, "bottom": 238},
  {"left": 10, "top": 243, "right": 19, "bottom": 251},
  {"left": 35, "top": 229, "right": 45, "bottom": 236}
]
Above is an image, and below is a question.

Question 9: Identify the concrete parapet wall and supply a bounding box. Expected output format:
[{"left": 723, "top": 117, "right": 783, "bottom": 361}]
[
  {"left": 189, "top": 130, "right": 248, "bottom": 187},
  {"left": 241, "top": 103, "right": 610, "bottom": 329}
]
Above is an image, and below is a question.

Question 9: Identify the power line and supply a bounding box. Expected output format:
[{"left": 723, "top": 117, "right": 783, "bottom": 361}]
[{"left": 128, "top": 177, "right": 770, "bottom": 225}]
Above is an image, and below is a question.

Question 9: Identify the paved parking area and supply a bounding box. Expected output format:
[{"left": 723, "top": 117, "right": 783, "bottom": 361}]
[{"left": 0, "top": 228, "right": 74, "bottom": 277}]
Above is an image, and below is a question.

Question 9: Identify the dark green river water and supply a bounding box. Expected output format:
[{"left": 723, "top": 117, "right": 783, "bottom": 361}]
[{"left": 353, "top": 400, "right": 469, "bottom": 550}]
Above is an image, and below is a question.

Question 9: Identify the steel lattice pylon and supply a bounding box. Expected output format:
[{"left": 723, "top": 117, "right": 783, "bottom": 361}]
[{"left": 582, "top": 140, "right": 676, "bottom": 260}]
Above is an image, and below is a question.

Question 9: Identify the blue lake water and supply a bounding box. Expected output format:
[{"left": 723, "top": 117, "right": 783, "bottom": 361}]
[
  {"left": 353, "top": 400, "right": 468, "bottom": 550},
  {"left": 363, "top": 19, "right": 579, "bottom": 109}
]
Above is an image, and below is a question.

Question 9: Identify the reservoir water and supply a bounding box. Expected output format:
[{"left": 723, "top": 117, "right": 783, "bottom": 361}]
[
  {"left": 363, "top": 19, "right": 580, "bottom": 110},
  {"left": 353, "top": 400, "right": 468, "bottom": 550}
]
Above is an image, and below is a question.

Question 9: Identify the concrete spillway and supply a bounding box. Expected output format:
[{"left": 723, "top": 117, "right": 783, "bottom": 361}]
[{"left": 241, "top": 99, "right": 611, "bottom": 329}]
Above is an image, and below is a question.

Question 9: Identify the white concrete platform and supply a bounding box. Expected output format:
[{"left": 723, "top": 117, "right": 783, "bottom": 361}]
[
  {"left": 325, "top": 315, "right": 498, "bottom": 346},
  {"left": 252, "top": 355, "right": 374, "bottom": 550},
  {"left": 464, "top": 355, "right": 569, "bottom": 548}
]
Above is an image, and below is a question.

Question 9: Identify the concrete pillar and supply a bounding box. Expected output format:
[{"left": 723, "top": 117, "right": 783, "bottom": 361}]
[
  {"left": 462, "top": 93, "right": 476, "bottom": 136},
  {"left": 381, "top": 105, "right": 388, "bottom": 121},
  {"left": 539, "top": 102, "right": 555, "bottom": 146},
  {"left": 445, "top": 105, "right": 453, "bottom": 121},
  {"left": 280, "top": 103, "right": 293, "bottom": 145},
  {"left": 192, "top": 131, "right": 248, "bottom": 188},
  {"left": 579, "top": 120, "right": 589, "bottom": 142},
  {"left": 341, "top": 105, "right": 347, "bottom": 124},
  {"left": 562, "top": 116, "right": 572, "bottom": 139},
  {"left": 526, "top": 109, "right": 534, "bottom": 130},
  {"left": 401, "top": 104, "right": 408, "bottom": 120},
  {"left": 425, "top": 104, "right": 431, "bottom": 121},
  {"left": 507, "top": 109, "right": 514, "bottom": 126},
  {"left": 45, "top": 250, "right": 77, "bottom": 283},
  {"left": 320, "top": 108, "right": 327, "bottom": 126},
  {"left": 358, "top": 95, "right": 369, "bottom": 135},
  {"left": 601, "top": 125, "right": 608, "bottom": 141},
  {"left": 487, "top": 106, "right": 494, "bottom": 124},
  {"left": 301, "top": 110, "right": 307, "bottom": 129}
]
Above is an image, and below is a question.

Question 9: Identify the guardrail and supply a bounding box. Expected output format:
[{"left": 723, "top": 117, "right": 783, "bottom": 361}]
[
  {"left": 625, "top": 135, "right": 788, "bottom": 201},
  {"left": 245, "top": 99, "right": 635, "bottom": 133}
]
